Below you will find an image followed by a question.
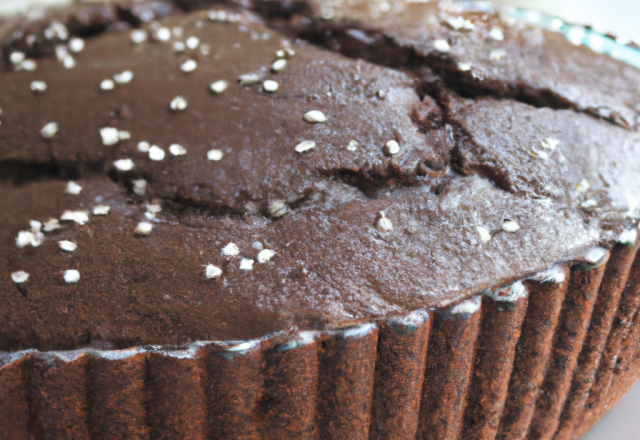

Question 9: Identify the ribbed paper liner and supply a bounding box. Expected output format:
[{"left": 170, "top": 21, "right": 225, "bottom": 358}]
[{"left": 1, "top": 241, "right": 640, "bottom": 439}]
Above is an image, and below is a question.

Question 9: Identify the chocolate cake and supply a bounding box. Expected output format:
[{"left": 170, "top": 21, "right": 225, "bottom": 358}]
[{"left": 1, "top": 1, "right": 639, "bottom": 439}]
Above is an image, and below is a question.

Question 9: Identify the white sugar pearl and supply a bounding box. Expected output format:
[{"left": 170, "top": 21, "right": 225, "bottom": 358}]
[
  {"left": 205, "top": 264, "right": 222, "bottom": 279},
  {"left": 222, "top": 242, "right": 240, "bottom": 257},
  {"left": 433, "top": 39, "right": 451, "bottom": 53},
  {"left": 92, "top": 205, "right": 111, "bottom": 216},
  {"left": 489, "top": 27, "right": 504, "bottom": 41},
  {"left": 263, "top": 80, "right": 279, "bottom": 92},
  {"left": 63, "top": 55, "right": 76, "bottom": 69},
  {"left": 170, "top": 96, "right": 188, "bottom": 111},
  {"left": 58, "top": 240, "right": 77, "bottom": 252},
  {"left": 180, "top": 59, "right": 197, "bottom": 72},
  {"left": 295, "top": 141, "right": 315, "bottom": 153},
  {"left": 210, "top": 80, "right": 229, "bottom": 94},
  {"left": 63, "top": 269, "right": 81, "bottom": 283},
  {"left": 156, "top": 27, "right": 171, "bottom": 41},
  {"left": 476, "top": 226, "right": 492, "bottom": 243},
  {"left": 303, "top": 110, "right": 326, "bottom": 123},
  {"left": 207, "top": 149, "right": 223, "bottom": 161},
  {"left": 272, "top": 59, "right": 287, "bottom": 72},
  {"left": 502, "top": 220, "right": 520, "bottom": 232},
  {"left": 60, "top": 211, "right": 89, "bottom": 225},
  {"left": 186, "top": 36, "right": 200, "bottom": 49},
  {"left": 257, "top": 249, "right": 276, "bottom": 263},
  {"left": 41, "top": 122, "right": 59, "bottom": 139},
  {"left": 169, "top": 144, "right": 187, "bottom": 156},
  {"left": 11, "top": 271, "right": 29, "bottom": 283},
  {"left": 69, "top": 37, "right": 85, "bottom": 52},
  {"left": 131, "top": 29, "right": 148, "bottom": 44},
  {"left": 100, "top": 127, "right": 120, "bottom": 146},
  {"left": 114, "top": 70, "right": 133, "bottom": 84},
  {"left": 135, "top": 222, "right": 153, "bottom": 235},
  {"left": 137, "top": 141, "right": 150, "bottom": 153},
  {"left": 101, "top": 79, "right": 115, "bottom": 90},
  {"left": 30, "top": 80, "right": 47, "bottom": 93},
  {"left": 148, "top": 145, "right": 166, "bottom": 161},
  {"left": 238, "top": 73, "right": 259, "bottom": 85},
  {"left": 239, "top": 258, "right": 254, "bottom": 270},
  {"left": 383, "top": 140, "right": 400, "bottom": 156},
  {"left": 376, "top": 212, "right": 393, "bottom": 232},
  {"left": 113, "top": 159, "right": 134, "bottom": 171},
  {"left": 65, "top": 181, "right": 82, "bottom": 195}
]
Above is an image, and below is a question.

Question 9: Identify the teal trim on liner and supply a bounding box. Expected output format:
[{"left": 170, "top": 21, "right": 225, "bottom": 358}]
[
  {"left": 506, "top": 6, "right": 640, "bottom": 70},
  {"left": 452, "top": 1, "right": 640, "bottom": 70}
]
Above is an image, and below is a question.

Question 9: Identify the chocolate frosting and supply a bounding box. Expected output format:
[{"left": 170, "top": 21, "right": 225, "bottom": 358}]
[{"left": 0, "top": 1, "right": 639, "bottom": 351}]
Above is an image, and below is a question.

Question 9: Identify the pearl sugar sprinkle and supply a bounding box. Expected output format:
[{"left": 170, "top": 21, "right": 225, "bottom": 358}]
[
  {"left": 376, "top": 211, "right": 393, "bottom": 232},
  {"left": 135, "top": 221, "right": 153, "bottom": 236},
  {"left": 169, "top": 144, "right": 187, "bottom": 156},
  {"left": 295, "top": 140, "right": 316, "bottom": 153},
  {"left": 170, "top": 96, "right": 188, "bottom": 111},
  {"left": 100, "top": 127, "right": 120, "bottom": 146},
  {"left": 502, "top": 219, "right": 520, "bottom": 233},
  {"left": 11, "top": 271, "right": 29, "bottom": 284},
  {"left": 113, "top": 158, "right": 134, "bottom": 171},
  {"left": 131, "top": 29, "right": 148, "bottom": 44},
  {"left": 257, "top": 249, "right": 276, "bottom": 263},
  {"left": 149, "top": 145, "right": 166, "bottom": 161},
  {"left": 205, "top": 264, "right": 222, "bottom": 279},
  {"left": 30, "top": 80, "right": 47, "bottom": 93},
  {"left": 41, "top": 122, "right": 59, "bottom": 139},
  {"left": 239, "top": 258, "right": 254, "bottom": 271},
  {"left": 64, "top": 269, "right": 81, "bottom": 284},
  {"left": 156, "top": 27, "right": 171, "bottom": 42},
  {"left": 222, "top": 242, "right": 240, "bottom": 257},
  {"left": 69, "top": 37, "right": 85, "bottom": 53},
  {"left": 60, "top": 210, "right": 89, "bottom": 225},
  {"left": 101, "top": 79, "right": 115, "bottom": 90},
  {"left": 267, "top": 200, "right": 288, "bottom": 218},
  {"left": 383, "top": 140, "right": 400, "bottom": 156},
  {"left": 92, "top": 205, "right": 110, "bottom": 216},
  {"left": 303, "top": 110, "right": 326, "bottom": 123},
  {"left": 433, "top": 39, "right": 451, "bottom": 53},
  {"left": 207, "top": 149, "right": 223, "bottom": 161},
  {"left": 58, "top": 240, "right": 77, "bottom": 252},
  {"left": 180, "top": 59, "right": 197, "bottom": 73},
  {"left": 238, "top": 74, "right": 259, "bottom": 86},
  {"left": 210, "top": 80, "right": 229, "bottom": 94},
  {"left": 65, "top": 181, "right": 82, "bottom": 195},
  {"left": 263, "top": 80, "right": 279, "bottom": 92},
  {"left": 114, "top": 70, "right": 133, "bottom": 84},
  {"left": 272, "top": 59, "right": 287, "bottom": 72},
  {"left": 476, "top": 226, "right": 492, "bottom": 243},
  {"left": 186, "top": 36, "right": 200, "bottom": 50}
]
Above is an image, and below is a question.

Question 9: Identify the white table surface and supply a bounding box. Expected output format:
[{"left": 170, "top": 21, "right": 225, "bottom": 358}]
[{"left": 582, "top": 379, "right": 640, "bottom": 439}]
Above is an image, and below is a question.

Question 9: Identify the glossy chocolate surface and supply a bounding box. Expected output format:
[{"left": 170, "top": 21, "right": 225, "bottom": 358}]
[{"left": 1, "top": 1, "right": 639, "bottom": 351}]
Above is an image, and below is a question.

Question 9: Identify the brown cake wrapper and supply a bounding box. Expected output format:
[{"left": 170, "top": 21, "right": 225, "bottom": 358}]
[{"left": 2, "top": 236, "right": 640, "bottom": 440}]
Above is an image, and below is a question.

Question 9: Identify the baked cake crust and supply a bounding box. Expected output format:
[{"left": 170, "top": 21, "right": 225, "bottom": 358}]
[
  {"left": 1, "top": 1, "right": 639, "bottom": 351},
  {"left": 1, "top": 2, "right": 640, "bottom": 439}
]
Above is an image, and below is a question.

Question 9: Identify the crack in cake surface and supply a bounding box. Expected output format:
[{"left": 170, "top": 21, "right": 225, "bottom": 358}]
[{"left": 0, "top": 1, "right": 639, "bottom": 352}]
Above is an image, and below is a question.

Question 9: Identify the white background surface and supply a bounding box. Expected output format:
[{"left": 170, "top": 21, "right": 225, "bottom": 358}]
[
  {"left": 492, "top": 0, "right": 640, "bottom": 41},
  {"left": 582, "top": 381, "right": 640, "bottom": 440},
  {"left": 0, "top": 0, "right": 638, "bottom": 438}
]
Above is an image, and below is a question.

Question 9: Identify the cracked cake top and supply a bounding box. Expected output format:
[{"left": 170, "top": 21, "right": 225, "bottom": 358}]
[{"left": 1, "top": 1, "right": 639, "bottom": 351}]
